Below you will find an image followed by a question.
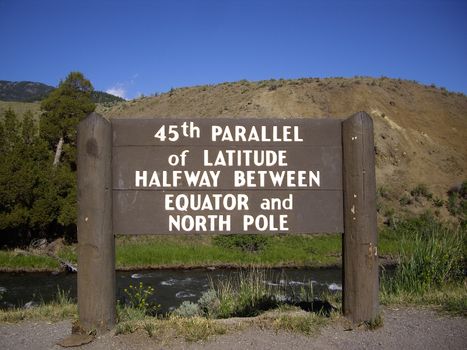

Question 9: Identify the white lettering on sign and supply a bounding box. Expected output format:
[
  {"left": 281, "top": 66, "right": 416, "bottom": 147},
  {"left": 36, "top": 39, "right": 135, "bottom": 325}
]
[
  {"left": 260, "top": 194, "right": 294, "bottom": 210},
  {"left": 135, "top": 170, "right": 220, "bottom": 188},
  {"left": 122, "top": 120, "right": 332, "bottom": 233},
  {"left": 165, "top": 193, "right": 249, "bottom": 211},
  {"left": 233, "top": 170, "right": 320, "bottom": 188},
  {"left": 211, "top": 125, "right": 303, "bottom": 142},
  {"left": 243, "top": 214, "right": 289, "bottom": 231},
  {"left": 154, "top": 122, "right": 201, "bottom": 141},
  {"left": 203, "top": 149, "right": 288, "bottom": 167},
  {"left": 169, "top": 215, "right": 231, "bottom": 232}
]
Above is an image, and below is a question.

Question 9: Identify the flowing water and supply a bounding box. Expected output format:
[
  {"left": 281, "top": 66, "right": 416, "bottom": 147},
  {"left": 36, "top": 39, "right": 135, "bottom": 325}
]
[{"left": 0, "top": 267, "right": 341, "bottom": 313}]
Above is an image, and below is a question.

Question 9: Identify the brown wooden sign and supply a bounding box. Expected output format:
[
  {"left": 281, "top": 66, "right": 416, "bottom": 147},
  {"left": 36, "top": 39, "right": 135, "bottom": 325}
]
[
  {"left": 112, "top": 118, "right": 343, "bottom": 234},
  {"left": 77, "top": 112, "right": 378, "bottom": 331}
]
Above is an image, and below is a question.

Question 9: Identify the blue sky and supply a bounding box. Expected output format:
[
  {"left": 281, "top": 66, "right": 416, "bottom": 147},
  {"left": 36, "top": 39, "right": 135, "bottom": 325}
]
[{"left": 1, "top": 0, "right": 466, "bottom": 99}]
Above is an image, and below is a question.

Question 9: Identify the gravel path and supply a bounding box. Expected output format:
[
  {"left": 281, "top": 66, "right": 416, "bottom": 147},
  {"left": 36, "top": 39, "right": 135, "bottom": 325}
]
[{"left": 1, "top": 307, "right": 466, "bottom": 350}]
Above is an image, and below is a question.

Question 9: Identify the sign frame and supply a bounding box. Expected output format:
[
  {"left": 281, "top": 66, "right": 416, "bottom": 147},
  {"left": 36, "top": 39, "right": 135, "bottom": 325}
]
[{"left": 76, "top": 112, "right": 378, "bottom": 331}]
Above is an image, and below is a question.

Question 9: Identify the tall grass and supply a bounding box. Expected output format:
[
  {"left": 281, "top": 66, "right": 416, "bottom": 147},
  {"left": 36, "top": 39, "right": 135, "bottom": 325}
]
[
  {"left": 381, "top": 214, "right": 466, "bottom": 312},
  {"left": 211, "top": 268, "right": 282, "bottom": 318}
]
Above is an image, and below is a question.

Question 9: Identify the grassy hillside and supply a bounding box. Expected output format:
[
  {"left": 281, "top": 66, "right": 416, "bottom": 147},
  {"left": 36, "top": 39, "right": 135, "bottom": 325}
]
[
  {"left": 0, "top": 101, "right": 41, "bottom": 119},
  {"left": 102, "top": 77, "right": 467, "bottom": 224}
]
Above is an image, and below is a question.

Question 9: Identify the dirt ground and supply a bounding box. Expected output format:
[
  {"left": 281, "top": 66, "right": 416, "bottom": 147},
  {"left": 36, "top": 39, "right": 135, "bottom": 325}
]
[{"left": 1, "top": 307, "right": 465, "bottom": 350}]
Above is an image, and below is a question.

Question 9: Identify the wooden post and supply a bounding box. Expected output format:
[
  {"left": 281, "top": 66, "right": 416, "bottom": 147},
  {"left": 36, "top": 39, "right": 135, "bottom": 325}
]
[
  {"left": 77, "top": 113, "right": 116, "bottom": 331},
  {"left": 342, "top": 112, "right": 379, "bottom": 323}
]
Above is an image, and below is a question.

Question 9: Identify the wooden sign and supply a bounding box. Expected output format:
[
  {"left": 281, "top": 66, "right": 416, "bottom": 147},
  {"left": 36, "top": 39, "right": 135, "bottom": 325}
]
[
  {"left": 112, "top": 118, "right": 343, "bottom": 234},
  {"left": 76, "top": 112, "right": 378, "bottom": 331}
]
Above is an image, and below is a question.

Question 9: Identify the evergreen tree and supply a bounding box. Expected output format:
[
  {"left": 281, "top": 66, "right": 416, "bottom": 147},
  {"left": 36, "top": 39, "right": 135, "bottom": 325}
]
[
  {"left": 0, "top": 109, "right": 54, "bottom": 244},
  {"left": 0, "top": 72, "right": 97, "bottom": 245},
  {"left": 40, "top": 71, "right": 95, "bottom": 167}
]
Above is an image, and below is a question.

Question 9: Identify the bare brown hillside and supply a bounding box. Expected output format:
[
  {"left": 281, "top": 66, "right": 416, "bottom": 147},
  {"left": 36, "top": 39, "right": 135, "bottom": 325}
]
[{"left": 101, "top": 77, "right": 467, "bottom": 222}]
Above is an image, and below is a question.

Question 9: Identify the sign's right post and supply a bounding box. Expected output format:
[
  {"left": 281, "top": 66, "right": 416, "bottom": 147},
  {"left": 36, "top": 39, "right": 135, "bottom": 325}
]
[{"left": 342, "top": 111, "right": 379, "bottom": 323}]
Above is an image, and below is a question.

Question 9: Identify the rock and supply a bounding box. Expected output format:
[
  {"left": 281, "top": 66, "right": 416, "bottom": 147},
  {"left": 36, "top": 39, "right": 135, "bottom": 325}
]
[
  {"left": 24, "top": 301, "right": 38, "bottom": 309},
  {"left": 57, "top": 334, "right": 94, "bottom": 347}
]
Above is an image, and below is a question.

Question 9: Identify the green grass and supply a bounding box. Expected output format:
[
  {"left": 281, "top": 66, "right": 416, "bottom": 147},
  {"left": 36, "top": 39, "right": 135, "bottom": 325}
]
[
  {"left": 115, "top": 234, "right": 342, "bottom": 268},
  {"left": 0, "top": 250, "right": 59, "bottom": 271},
  {"left": 0, "top": 229, "right": 410, "bottom": 271},
  {"left": 1, "top": 235, "right": 339, "bottom": 270},
  {"left": 116, "top": 232, "right": 400, "bottom": 268},
  {"left": 382, "top": 216, "right": 464, "bottom": 292}
]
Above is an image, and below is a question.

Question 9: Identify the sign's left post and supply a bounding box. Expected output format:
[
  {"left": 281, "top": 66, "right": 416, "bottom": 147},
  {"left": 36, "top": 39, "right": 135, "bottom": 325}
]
[{"left": 77, "top": 113, "right": 116, "bottom": 331}]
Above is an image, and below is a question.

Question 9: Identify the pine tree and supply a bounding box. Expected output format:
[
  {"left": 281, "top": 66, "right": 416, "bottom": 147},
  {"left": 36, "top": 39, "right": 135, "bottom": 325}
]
[
  {"left": 40, "top": 72, "right": 95, "bottom": 167},
  {"left": 0, "top": 109, "right": 53, "bottom": 244}
]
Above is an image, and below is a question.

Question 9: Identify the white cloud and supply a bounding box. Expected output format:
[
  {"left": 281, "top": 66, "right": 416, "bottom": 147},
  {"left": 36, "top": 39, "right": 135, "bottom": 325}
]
[{"left": 106, "top": 85, "right": 126, "bottom": 99}]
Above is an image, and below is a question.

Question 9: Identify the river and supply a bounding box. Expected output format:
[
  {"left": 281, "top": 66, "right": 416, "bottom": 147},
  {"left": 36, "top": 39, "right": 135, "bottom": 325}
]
[{"left": 0, "top": 267, "right": 341, "bottom": 313}]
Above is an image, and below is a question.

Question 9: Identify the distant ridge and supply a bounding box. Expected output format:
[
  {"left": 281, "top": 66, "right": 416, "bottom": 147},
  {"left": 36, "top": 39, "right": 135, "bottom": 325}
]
[
  {"left": 0, "top": 80, "right": 54, "bottom": 102},
  {"left": 0, "top": 80, "right": 124, "bottom": 103}
]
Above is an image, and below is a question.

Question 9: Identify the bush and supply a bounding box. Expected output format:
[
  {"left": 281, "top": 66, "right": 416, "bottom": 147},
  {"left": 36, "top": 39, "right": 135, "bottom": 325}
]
[
  {"left": 447, "top": 181, "right": 467, "bottom": 225},
  {"left": 433, "top": 197, "right": 444, "bottom": 207},
  {"left": 212, "top": 234, "right": 271, "bottom": 252},
  {"left": 377, "top": 186, "right": 391, "bottom": 200},
  {"left": 197, "top": 290, "right": 220, "bottom": 318},
  {"left": 123, "top": 282, "right": 159, "bottom": 315},
  {"left": 173, "top": 301, "right": 201, "bottom": 318},
  {"left": 399, "top": 194, "right": 412, "bottom": 206},
  {"left": 411, "top": 184, "right": 432, "bottom": 200}
]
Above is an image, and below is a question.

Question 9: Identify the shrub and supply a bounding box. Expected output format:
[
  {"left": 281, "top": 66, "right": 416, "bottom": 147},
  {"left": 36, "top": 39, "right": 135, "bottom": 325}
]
[
  {"left": 377, "top": 186, "right": 391, "bottom": 200},
  {"left": 399, "top": 194, "right": 412, "bottom": 206},
  {"left": 411, "top": 184, "right": 432, "bottom": 200},
  {"left": 123, "top": 282, "right": 159, "bottom": 315},
  {"left": 447, "top": 181, "right": 467, "bottom": 225},
  {"left": 433, "top": 197, "right": 444, "bottom": 207},
  {"left": 197, "top": 290, "right": 220, "bottom": 317},
  {"left": 173, "top": 301, "right": 201, "bottom": 318},
  {"left": 212, "top": 234, "right": 271, "bottom": 252}
]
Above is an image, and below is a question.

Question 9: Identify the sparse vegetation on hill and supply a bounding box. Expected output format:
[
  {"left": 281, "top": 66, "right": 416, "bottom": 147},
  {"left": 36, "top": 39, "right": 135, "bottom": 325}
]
[{"left": 102, "top": 76, "right": 467, "bottom": 225}]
